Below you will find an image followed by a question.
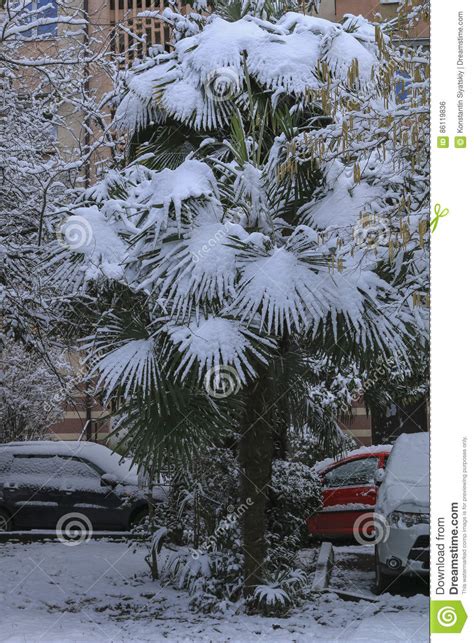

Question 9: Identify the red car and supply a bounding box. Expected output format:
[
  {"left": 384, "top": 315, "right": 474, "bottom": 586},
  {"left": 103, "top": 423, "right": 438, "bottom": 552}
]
[{"left": 307, "top": 446, "right": 392, "bottom": 540}]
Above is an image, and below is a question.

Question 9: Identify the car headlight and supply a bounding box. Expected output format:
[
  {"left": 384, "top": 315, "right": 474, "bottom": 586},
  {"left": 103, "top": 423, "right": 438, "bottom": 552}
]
[{"left": 388, "top": 510, "right": 430, "bottom": 528}]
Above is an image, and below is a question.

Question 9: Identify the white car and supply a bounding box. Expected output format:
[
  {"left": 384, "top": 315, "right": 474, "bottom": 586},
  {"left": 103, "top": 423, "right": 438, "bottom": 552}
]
[{"left": 374, "top": 432, "right": 429, "bottom": 593}]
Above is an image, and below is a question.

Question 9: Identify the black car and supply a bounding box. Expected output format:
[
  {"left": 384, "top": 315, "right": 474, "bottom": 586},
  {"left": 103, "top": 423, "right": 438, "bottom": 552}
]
[{"left": 0, "top": 441, "right": 165, "bottom": 532}]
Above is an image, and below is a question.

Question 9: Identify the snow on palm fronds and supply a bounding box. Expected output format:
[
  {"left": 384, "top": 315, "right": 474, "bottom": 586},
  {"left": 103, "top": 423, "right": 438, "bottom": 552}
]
[
  {"left": 146, "top": 217, "right": 240, "bottom": 316},
  {"left": 255, "top": 584, "right": 290, "bottom": 607},
  {"left": 254, "top": 569, "right": 308, "bottom": 613},
  {"left": 116, "top": 10, "right": 385, "bottom": 134},
  {"left": 298, "top": 159, "right": 385, "bottom": 231},
  {"left": 50, "top": 150, "right": 412, "bottom": 382},
  {"left": 148, "top": 526, "right": 169, "bottom": 559},
  {"left": 152, "top": 533, "right": 243, "bottom": 608},
  {"left": 157, "top": 546, "right": 213, "bottom": 591},
  {"left": 80, "top": 313, "right": 161, "bottom": 401},
  {"left": 90, "top": 337, "right": 159, "bottom": 401},
  {"left": 115, "top": 61, "right": 171, "bottom": 133},
  {"left": 44, "top": 159, "right": 219, "bottom": 289},
  {"left": 49, "top": 8, "right": 428, "bottom": 409},
  {"left": 164, "top": 317, "right": 275, "bottom": 384}
]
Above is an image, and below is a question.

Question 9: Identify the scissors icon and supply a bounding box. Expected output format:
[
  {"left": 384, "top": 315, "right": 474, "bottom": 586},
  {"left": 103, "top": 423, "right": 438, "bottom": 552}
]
[{"left": 430, "top": 203, "right": 449, "bottom": 233}]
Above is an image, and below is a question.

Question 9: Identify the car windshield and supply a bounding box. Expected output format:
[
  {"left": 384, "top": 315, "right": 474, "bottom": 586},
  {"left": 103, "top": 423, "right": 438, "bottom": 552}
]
[{"left": 324, "top": 457, "right": 378, "bottom": 487}]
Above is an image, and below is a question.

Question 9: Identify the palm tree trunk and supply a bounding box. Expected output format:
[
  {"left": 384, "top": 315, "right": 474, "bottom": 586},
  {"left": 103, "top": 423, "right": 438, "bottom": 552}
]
[
  {"left": 272, "top": 332, "right": 291, "bottom": 460},
  {"left": 239, "top": 368, "right": 273, "bottom": 600}
]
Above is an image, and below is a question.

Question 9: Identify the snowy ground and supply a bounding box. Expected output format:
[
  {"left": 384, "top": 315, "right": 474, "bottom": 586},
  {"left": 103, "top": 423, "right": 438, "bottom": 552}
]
[{"left": 0, "top": 540, "right": 428, "bottom": 642}]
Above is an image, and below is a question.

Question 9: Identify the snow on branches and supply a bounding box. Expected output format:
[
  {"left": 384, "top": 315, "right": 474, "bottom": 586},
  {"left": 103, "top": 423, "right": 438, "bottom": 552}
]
[{"left": 1, "top": 0, "right": 124, "bottom": 348}]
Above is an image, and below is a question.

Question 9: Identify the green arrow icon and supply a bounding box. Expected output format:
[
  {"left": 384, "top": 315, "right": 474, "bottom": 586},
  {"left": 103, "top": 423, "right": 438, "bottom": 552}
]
[{"left": 431, "top": 600, "right": 468, "bottom": 634}]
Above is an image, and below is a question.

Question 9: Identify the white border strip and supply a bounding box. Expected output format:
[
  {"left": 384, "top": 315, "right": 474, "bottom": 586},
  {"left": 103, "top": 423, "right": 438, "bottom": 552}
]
[{"left": 431, "top": 0, "right": 473, "bottom": 637}]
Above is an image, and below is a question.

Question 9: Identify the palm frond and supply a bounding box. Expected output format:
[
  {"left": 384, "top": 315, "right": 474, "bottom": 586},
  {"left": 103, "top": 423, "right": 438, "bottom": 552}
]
[
  {"left": 113, "top": 386, "right": 239, "bottom": 473},
  {"left": 90, "top": 337, "right": 159, "bottom": 401},
  {"left": 163, "top": 316, "right": 276, "bottom": 385}
]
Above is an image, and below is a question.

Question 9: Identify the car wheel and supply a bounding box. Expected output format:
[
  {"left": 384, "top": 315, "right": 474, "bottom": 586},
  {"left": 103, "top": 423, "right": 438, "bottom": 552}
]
[
  {"left": 375, "top": 545, "right": 390, "bottom": 594},
  {"left": 0, "top": 509, "right": 12, "bottom": 532}
]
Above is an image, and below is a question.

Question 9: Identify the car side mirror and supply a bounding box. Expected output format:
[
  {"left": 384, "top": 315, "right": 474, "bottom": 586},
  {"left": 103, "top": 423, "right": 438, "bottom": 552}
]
[
  {"left": 374, "top": 468, "right": 385, "bottom": 485},
  {"left": 101, "top": 473, "right": 118, "bottom": 488}
]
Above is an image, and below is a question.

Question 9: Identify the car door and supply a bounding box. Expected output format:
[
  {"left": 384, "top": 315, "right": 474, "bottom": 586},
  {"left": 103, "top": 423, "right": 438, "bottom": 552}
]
[
  {"left": 310, "top": 456, "right": 380, "bottom": 538},
  {"left": 55, "top": 456, "right": 127, "bottom": 530},
  {"left": 2, "top": 454, "right": 64, "bottom": 529}
]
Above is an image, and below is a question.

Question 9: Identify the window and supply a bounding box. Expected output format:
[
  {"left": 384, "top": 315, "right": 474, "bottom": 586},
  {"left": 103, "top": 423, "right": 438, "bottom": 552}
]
[
  {"left": 54, "top": 457, "right": 103, "bottom": 491},
  {"left": 109, "top": 0, "right": 178, "bottom": 64},
  {"left": 21, "top": 1, "right": 58, "bottom": 39},
  {"left": 0, "top": 453, "right": 13, "bottom": 476},
  {"left": 394, "top": 70, "right": 412, "bottom": 103},
  {"left": 323, "top": 457, "right": 378, "bottom": 488},
  {"left": 56, "top": 457, "right": 102, "bottom": 480},
  {"left": 9, "top": 455, "right": 102, "bottom": 488},
  {"left": 37, "top": 0, "right": 57, "bottom": 36},
  {"left": 9, "top": 455, "right": 60, "bottom": 487}
]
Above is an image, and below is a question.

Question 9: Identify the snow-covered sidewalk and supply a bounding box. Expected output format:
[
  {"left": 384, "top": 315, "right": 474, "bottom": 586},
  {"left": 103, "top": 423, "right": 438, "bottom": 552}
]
[{"left": 0, "top": 540, "right": 428, "bottom": 642}]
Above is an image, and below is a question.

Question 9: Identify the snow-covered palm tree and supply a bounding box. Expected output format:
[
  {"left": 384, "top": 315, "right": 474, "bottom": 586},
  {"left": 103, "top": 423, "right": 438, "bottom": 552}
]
[{"left": 47, "top": 6, "right": 429, "bottom": 597}]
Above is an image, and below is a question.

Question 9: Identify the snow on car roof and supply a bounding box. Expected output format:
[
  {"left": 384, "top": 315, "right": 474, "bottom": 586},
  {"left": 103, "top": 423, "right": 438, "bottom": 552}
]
[
  {"left": 1, "top": 441, "right": 139, "bottom": 484},
  {"left": 313, "top": 444, "right": 393, "bottom": 474},
  {"left": 376, "top": 432, "right": 429, "bottom": 514}
]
